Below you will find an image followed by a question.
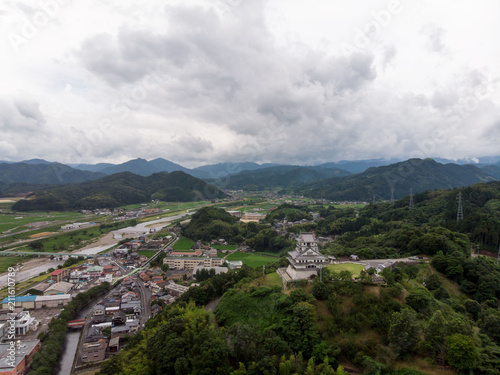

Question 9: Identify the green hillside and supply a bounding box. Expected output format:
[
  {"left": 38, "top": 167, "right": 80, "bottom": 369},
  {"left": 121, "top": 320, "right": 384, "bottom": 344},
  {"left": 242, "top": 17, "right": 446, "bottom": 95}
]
[
  {"left": 298, "top": 158, "right": 496, "bottom": 201},
  {"left": 11, "top": 171, "right": 225, "bottom": 211},
  {"left": 213, "top": 165, "right": 350, "bottom": 190}
]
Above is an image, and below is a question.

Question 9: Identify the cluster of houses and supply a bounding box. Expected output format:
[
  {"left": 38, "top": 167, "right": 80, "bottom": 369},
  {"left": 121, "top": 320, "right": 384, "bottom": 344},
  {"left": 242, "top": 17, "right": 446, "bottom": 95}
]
[{"left": 81, "top": 277, "right": 142, "bottom": 363}]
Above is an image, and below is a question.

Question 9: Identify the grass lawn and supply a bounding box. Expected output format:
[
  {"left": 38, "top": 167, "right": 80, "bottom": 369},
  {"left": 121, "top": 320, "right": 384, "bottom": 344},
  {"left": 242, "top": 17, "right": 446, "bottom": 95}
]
[
  {"left": 137, "top": 250, "right": 159, "bottom": 258},
  {"left": 226, "top": 251, "right": 278, "bottom": 268},
  {"left": 326, "top": 263, "right": 366, "bottom": 277},
  {"left": 172, "top": 237, "right": 195, "bottom": 250}
]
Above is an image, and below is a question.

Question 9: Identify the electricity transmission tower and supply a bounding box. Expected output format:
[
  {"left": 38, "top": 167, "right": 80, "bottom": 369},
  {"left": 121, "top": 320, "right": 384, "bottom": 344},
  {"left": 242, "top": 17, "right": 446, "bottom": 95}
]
[{"left": 457, "top": 191, "right": 463, "bottom": 221}]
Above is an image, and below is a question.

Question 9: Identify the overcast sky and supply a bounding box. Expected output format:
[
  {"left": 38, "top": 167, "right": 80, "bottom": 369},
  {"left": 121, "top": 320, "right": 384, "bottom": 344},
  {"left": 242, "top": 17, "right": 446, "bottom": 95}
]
[{"left": 1, "top": 0, "right": 499, "bottom": 167}]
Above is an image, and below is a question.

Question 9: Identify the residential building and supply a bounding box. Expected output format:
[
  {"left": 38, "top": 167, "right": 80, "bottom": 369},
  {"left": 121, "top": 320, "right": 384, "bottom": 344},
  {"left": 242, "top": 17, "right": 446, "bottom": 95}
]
[
  {"left": 50, "top": 269, "right": 69, "bottom": 283},
  {"left": 81, "top": 339, "right": 107, "bottom": 362},
  {"left": 165, "top": 281, "right": 189, "bottom": 297},
  {"left": 163, "top": 256, "right": 223, "bottom": 270}
]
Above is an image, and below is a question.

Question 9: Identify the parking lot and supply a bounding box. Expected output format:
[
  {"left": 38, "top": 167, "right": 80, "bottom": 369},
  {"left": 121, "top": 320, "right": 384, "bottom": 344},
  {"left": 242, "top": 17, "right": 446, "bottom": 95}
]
[{"left": 23, "top": 307, "right": 64, "bottom": 340}]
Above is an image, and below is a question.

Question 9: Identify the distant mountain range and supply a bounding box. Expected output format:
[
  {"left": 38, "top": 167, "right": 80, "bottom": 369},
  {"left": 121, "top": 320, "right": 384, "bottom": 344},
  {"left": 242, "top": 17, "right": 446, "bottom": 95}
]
[
  {"left": 11, "top": 171, "right": 225, "bottom": 211},
  {"left": 298, "top": 158, "right": 496, "bottom": 201},
  {"left": 0, "top": 162, "right": 105, "bottom": 185},
  {"left": 2, "top": 157, "right": 500, "bottom": 204},
  {"left": 213, "top": 165, "right": 351, "bottom": 190}
]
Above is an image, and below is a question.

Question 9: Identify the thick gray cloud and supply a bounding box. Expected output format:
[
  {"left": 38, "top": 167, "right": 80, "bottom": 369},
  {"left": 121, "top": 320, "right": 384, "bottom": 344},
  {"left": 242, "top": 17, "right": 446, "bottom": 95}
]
[{"left": 1, "top": 0, "right": 499, "bottom": 166}]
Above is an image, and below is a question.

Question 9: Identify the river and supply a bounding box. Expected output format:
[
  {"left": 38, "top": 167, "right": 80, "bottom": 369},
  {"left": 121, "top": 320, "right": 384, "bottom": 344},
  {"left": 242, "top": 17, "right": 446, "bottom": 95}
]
[
  {"left": 0, "top": 212, "right": 191, "bottom": 287},
  {"left": 55, "top": 213, "right": 190, "bottom": 373}
]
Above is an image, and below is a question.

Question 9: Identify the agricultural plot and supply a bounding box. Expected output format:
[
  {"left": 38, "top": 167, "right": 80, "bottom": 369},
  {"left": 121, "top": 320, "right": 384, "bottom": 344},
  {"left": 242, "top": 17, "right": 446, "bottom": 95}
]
[{"left": 225, "top": 251, "right": 278, "bottom": 268}]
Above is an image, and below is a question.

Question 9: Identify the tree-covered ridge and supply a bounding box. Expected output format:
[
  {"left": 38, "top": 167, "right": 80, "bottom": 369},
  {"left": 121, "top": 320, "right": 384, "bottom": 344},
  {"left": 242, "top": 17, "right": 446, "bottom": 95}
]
[
  {"left": 264, "top": 203, "right": 313, "bottom": 223},
  {"left": 298, "top": 158, "right": 496, "bottom": 201},
  {"left": 212, "top": 165, "right": 350, "bottom": 190},
  {"left": 97, "top": 259, "right": 500, "bottom": 375},
  {"left": 11, "top": 171, "right": 225, "bottom": 211},
  {"left": 181, "top": 206, "right": 295, "bottom": 253}
]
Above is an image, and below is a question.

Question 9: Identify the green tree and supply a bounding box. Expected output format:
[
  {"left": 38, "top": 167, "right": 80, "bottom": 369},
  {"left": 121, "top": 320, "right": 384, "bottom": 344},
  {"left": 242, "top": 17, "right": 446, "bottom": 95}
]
[
  {"left": 312, "top": 281, "right": 329, "bottom": 300},
  {"left": 447, "top": 334, "right": 479, "bottom": 373},
  {"left": 388, "top": 308, "right": 420, "bottom": 357},
  {"left": 424, "top": 310, "right": 447, "bottom": 364}
]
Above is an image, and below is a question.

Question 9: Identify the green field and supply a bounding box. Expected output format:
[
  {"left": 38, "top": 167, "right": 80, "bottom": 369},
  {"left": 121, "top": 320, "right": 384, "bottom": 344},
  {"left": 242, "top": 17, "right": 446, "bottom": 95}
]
[
  {"left": 137, "top": 250, "right": 159, "bottom": 258},
  {"left": 172, "top": 237, "right": 195, "bottom": 250},
  {"left": 225, "top": 251, "right": 278, "bottom": 268},
  {"left": 0, "top": 256, "right": 26, "bottom": 273},
  {"left": 326, "top": 263, "right": 365, "bottom": 277},
  {"left": 0, "top": 211, "right": 95, "bottom": 234}
]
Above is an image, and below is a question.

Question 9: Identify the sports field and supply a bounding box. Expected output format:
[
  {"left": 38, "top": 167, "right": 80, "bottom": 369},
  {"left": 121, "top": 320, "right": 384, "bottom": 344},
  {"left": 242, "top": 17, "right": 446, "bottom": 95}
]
[{"left": 225, "top": 251, "right": 278, "bottom": 268}]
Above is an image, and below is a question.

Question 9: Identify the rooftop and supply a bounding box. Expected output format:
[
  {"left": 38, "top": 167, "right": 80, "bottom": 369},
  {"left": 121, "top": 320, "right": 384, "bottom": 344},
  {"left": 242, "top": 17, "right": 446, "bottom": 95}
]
[{"left": 0, "top": 340, "right": 40, "bottom": 370}]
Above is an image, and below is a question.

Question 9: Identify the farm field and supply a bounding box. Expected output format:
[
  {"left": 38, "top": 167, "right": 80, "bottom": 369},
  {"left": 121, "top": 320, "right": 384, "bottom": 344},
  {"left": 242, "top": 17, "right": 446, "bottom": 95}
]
[
  {"left": 326, "top": 262, "right": 365, "bottom": 277},
  {"left": 0, "top": 211, "right": 100, "bottom": 234},
  {"left": 225, "top": 251, "right": 278, "bottom": 268}
]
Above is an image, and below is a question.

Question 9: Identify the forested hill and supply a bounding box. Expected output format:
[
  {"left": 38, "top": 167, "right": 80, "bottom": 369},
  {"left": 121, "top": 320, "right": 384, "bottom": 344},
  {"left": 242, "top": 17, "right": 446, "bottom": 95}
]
[
  {"left": 0, "top": 162, "right": 105, "bottom": 184},
  {"left": 298, "top": 158, "right": 496, "bottom": 201},
  {"left": 11, "top": 171, "right": 225, "bottom": 211},
  {"left": 212, "top": 165, "right": 351, "bottom": 190}
]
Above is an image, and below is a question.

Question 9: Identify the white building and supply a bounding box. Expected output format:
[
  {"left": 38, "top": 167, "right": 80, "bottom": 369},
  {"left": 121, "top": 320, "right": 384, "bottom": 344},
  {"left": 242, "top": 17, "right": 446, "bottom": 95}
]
[{"left": 284, "top": 232, "right": 330, "bottom": 280}]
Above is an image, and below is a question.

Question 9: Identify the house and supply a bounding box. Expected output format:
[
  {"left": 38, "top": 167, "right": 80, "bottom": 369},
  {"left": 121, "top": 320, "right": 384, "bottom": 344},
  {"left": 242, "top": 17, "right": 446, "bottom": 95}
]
[
  {"left": 81, "top": 339, "right": 107, "bottom": 362},
  {"left": 350, "top": 255, "right": 360, "bottom": 261},
  {"left": 284, "top": 232, "right": 330, "bottom": 280},
  {"left": 93, "top": 304, "right": 105, "bottom": 316},
  {"left": 86, "top": 266, "right": 104, "bottom": 278},
  {"left": 0, "top": 309, "right": 37, "bottom": 335},
  {"left": 0, "top": 340, "right": 40, "bottom": 375},
  {"left": 165, "top": 281, "right": 189, "bottom": 297},
  {"left": 151, "top": 304, "right": 163, "bottom": 317},
  {"left": 43, "top": 281, "right": 73, "bottom": 296},
  {"left": 112, "top": 311, "right": 126, "bottom": 326},
  {"left": 164, "top": 269, "right": 190, "bottom": 281},
  {"left": 50, "top": 269, "right": 69, "bottom": 283}
]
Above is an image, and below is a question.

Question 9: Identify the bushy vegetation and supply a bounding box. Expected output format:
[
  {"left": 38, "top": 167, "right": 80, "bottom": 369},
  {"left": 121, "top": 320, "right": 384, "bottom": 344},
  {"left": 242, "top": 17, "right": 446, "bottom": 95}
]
[{"left": 181, "top": 207, "right": 295, "bottom": 253}]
